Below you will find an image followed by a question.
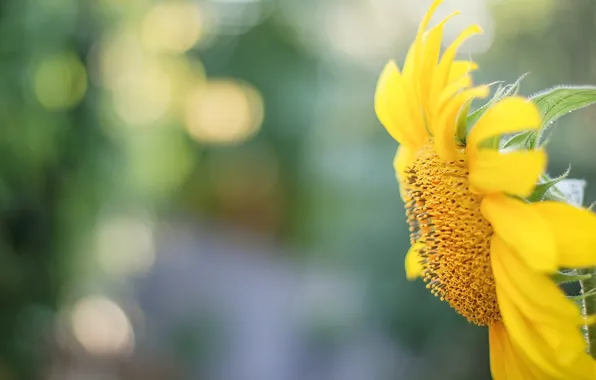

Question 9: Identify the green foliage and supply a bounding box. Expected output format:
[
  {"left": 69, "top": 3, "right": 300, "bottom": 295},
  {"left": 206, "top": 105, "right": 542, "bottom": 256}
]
[
  {"left": 531, "top": 86, "right": 596, "bottom": 128},
  {"left": 500, "top": 130, "right": 536, "bottom": 150},
  {"left": 531, "top": 86, "right": 596, "bottom": 145},
  {"left": 552, "top": 270, "right": 592, "bottom": 285},
  {"left": 526, "top": 168, "right": 570, "bottom": 202}
]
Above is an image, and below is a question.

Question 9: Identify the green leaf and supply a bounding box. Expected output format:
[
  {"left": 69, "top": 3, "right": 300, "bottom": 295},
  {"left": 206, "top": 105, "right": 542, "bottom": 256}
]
[
  {"left": 501, "top": 130, "right": 536, "bottom": 150},
  {"left": 531, "top": 86, "right": 596, "bottom": 128},
  {"left": 552, "top": 270, "right": 592, "bottom": 285},
  {"left": 526, "top": 167, "right": 570, "bottom": 202},
  {"left": 531, "top": 86, "right": 596, "bottom": 145}
]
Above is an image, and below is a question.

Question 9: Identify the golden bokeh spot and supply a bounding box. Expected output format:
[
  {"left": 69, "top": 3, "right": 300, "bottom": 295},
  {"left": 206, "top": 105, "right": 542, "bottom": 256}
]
[
  {"left": 112, "top": 61, "right": 173, "bottom": 126},
  {"left": 161, "top": 56, "right": 206, "bottom": 115},
  {"left": 142, "top": 2, "right": 203, "bottom": 53},
  {"left": 184, "top": 79, "right": 264, "bottom": 145},
  {"left": 34, "top": 52, "right": 87, "bottom": 110},
  {"left": 405, "top": 141, "right": 500, "bottom": 326},
  {"left": 96, "top": 33, "right": 143, "bottom": 90}
]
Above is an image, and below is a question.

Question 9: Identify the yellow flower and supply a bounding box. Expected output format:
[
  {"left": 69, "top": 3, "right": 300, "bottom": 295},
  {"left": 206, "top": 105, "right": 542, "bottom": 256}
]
[{"left": 375, "top": 0, "right": 596, "bottom": 378}]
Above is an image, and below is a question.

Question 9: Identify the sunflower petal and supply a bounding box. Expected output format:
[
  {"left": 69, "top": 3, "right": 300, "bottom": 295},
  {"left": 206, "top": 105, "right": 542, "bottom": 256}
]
[
  {"left": 404, "top": 0, "right": 443, "bottom": 79},
  {"left": 448, "top": 60, "right": 478, "bottom": 84},
  {"left": 469, "top": 149, "right": 546, "bottom": 197},
  {"left": 488, "top": 323, "right": 508, "bottom": 380},
  {"left": 375, "top": 61, "right": 426, "bottom": 147},
  {"left": 434, "top": 86, "right": 489, "bottom": 161},
  {"left": 531, "top": 201, "right": 596, "bottom": 268},
  {"left": 496, "top": 288, "right": 595, "bottom": 379},
  {"left": 489, "top": 322, "right": 542, "bottom": 380},
  {"left": 467, "top": 97, "right": 541, "bottom": 152},
  {"left": 430, "top": 24, "right": 482, "bottom": 105},
  {"left": 405, "top": 242, "right": 425, "bottom": 280},
  {"left": 491, "top": 235, "right": 583, "bottom": 324},
  {"left": 419, "top": 11, "right": 460, "bottom": 125},
  {"left": 481, "top": 195, "right": 557, "bottom": 272},
  {"left": 416, "top": 0, "right": 443, "bottom": 39}
]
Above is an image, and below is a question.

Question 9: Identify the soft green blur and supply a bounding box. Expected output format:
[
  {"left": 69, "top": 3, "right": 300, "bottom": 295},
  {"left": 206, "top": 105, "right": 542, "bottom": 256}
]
[{"left": 0, "top": 0, "right": 595, "bottom": 379}]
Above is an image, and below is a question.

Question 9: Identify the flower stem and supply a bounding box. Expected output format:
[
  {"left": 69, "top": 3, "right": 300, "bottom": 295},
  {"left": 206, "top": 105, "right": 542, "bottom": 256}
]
[{"left": 579, "top": 268, "right": 596, "bottom": 358}]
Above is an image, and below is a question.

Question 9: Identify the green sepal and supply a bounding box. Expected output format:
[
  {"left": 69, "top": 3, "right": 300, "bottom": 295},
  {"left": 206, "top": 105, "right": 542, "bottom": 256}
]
[
  {"left": 455, "top": 99, "right": 473, "bottom": 143},
  {"left": 552, "top": 270, "right": 592, "bottom": 285},
  {"left": 530, "top": 86, "right": 596, "bottom": 145},
  {"left": 465, "top": 73, "right": 528, "bottom": 137},
  {"left": 501, "top": 130, "right": 537, "bottom": 150},
  {"left": 526, "top": 167, "right": 570, "bottom": 203},
  {"left": 569, "top": 288, "right": 596, "bottom": 302}
]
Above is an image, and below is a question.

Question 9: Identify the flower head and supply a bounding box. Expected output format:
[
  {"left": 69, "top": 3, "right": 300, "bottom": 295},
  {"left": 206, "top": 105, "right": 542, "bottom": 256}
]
[{"left": 375, "top": 0, "right": 596, "bottom": 378}]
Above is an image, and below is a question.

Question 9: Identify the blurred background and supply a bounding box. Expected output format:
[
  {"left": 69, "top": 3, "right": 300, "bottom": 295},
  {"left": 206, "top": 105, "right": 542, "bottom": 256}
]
[{"left": 1, "top": 0, "right": 596, "bottom": 379}]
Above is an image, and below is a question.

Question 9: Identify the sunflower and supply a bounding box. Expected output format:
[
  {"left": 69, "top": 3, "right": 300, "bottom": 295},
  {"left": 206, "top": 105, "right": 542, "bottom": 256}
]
[{"left": 375, "top": 0, "right": 596, "bottom": 378}]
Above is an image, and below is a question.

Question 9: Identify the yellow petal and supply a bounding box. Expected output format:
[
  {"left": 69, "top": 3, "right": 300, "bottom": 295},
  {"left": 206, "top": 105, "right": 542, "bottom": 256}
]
[
  {"left": 434, "top": 86, "right": 489, "bottom": 161},
  {"left": 488, "top": 323, "right": 508, "bottom": 380},
  {"left": 448, "top": 60, "right": 478, "bottom": 84},
  {"left": 469, "top": 149, "right": 546, "bottom": 197},
  {"left": 374, "top": 60, "right": 426, "bottom": 147},
  {"left": 491, "top": 235, "right": 583, "bottom": 324},
  {"left": 489, "top": 322, "right": 542, "bottom": 380},
  {"left": 429, "top": 61, "right": 477, "bottom": 119},
  {"left": 427, "top": 75, "right": 468, "bottom": 130},
  {"left": 430, "top": 24, "right": 482, "bottom": 105},
  {"left": 467, "top": 96, "right": 541, "bottom": 152},
  {"left": 435, "top": 72, "right": 477, "bottom": 113},
  {"left": 531, "top": 201, "right": 596, "bottom": 268},
  {"left": 374, "top": 61, "right": 405, "bottom": 142},
  {"left": 416, "top": 0, "right": 443, "bottom": 40},
  {"left": 405, "top": 242, "right": 424, "bottom": 280},
  {"left": 403, "top": 0, "right": 443, "bottom": 80},
  {"left": 419, "top": 11, "right": 460, "bottom": 123},
  {"left": 393, "top": 145, "right": 416, "bottom": 201},
  {"left": 481, "top": 195, "right": 557, "bottom": 272},
  {"left": 496, "top": 289, "right": 595, "bottom": 379}
]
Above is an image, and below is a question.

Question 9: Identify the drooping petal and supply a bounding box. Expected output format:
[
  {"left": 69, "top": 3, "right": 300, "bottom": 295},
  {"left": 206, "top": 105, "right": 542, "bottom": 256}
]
[
  {"left": 374, "top": 61, "right": 426, "bottom": 148},
  {"left": 496, "top": 288, "right": 596, "bottom": 379},
  {"left": 489, "top": 322, "right": 542, "bottom": 380},
  {"left": 405, "top": 242, "right": 425, "bottom": 280},
  {"left": 531, "top": 201, "right": 596, "bottom": 268},
  {"left": 469, "top": 149, "right": 546, "bottom": 197},
  {"left": 467, "top": 97, "right": 541, "bottom": 153},
  {"left": 374, "top": 61, "right": 406, "bottom": 142},
  {"left": 488, "top": 323, "right": 508, "bottom": 380},
  {"left": 481, "top": 195, "right": 557, "bottom": 272},
  {"left": 491, "top": 235, "right": 583, "bottom": 324},
  {"left": 434, "top": 86, "right": 489, "bottom": 160}
]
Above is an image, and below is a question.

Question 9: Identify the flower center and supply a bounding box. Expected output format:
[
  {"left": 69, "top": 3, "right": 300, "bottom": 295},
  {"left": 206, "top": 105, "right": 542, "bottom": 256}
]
[{"left": 404, "top": 141, "right": 501, "bottom": 326}]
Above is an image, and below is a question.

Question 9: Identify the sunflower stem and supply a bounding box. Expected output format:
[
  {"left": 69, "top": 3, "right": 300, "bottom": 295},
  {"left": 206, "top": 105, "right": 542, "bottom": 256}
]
[{"left": 579, "top": 268, "right": 596, "bottom": 358}]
